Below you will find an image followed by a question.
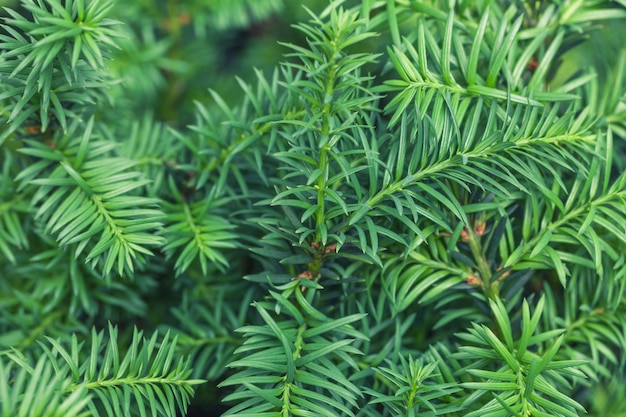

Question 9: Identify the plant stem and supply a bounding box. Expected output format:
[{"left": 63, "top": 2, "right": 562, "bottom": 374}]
[
  {"left": 466, "top": 225, "right": 498, "bottom": 299},
  {"left": 314, "top": 50, "right": 338, "bottom": 245}
]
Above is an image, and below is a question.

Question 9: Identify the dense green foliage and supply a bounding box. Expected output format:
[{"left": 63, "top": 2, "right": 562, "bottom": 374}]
[{"left": 1, "top": 0, "right": 626, "bottom": 416}]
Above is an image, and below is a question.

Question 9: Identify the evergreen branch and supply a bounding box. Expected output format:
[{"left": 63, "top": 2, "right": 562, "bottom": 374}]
[
  {"left": 552, "top": 266, "right": 626, "bottom": 381},
  {"left": 1, "top": 324, "right": 205, "bottom": 417},
  {"left": 379, "top": 8, "right": 581, "bottom": 128},
  {"left": 339, "top": 98, "right": 595, "bottom": 266},
  {"left": 269, "top": 6, "right": 380, "bottom": 249},
  {"left": 0, "top": 0, "right": 121, "bottom": 135},
  {"left": 161, "top": 180, "right": 238, "bottom": 275},
  {"left": 16, "top": 117, "right": 165, "bottom": 277},
  {"left": 219, "top": 280, "right": 366, "bottom": 416},
  {"left": 381, "top": 129, "right": 623, "bottom": 307},
  {"left": 368, "top": 356, "right": 461, "bottom": 415},
  {"left": 0, "top": 355, "right": 91, "bottom": 417},
  {"left": 455, "top": 297, "right": 587, "bottom": 416},
  {"left": 502, "top": 132, "right": 626, "bottom": 283}
]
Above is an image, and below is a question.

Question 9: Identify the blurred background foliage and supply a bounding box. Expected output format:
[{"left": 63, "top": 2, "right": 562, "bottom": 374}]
[{"left": 105, "top": 0, "right": 333, "bottom": 126}]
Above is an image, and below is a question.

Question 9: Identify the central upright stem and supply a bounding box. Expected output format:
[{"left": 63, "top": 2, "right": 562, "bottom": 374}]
[
  {"left": 466, "top": 225, "right": 499, "bottom": 299},
  {"left": 314, "top": 50, "right": 338, "bottom": 245}
]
